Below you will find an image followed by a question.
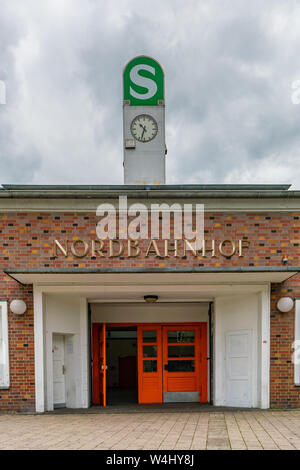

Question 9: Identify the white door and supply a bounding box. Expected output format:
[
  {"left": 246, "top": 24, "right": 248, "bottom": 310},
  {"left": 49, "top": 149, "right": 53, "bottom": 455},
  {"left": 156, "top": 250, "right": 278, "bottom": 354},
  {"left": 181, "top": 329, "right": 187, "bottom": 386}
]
[
  {"left": 225, "top": 330, "right": 252, "bottom": 407},
  {"left": 52, "top": 335, "right": 66, "bottom": 407}
]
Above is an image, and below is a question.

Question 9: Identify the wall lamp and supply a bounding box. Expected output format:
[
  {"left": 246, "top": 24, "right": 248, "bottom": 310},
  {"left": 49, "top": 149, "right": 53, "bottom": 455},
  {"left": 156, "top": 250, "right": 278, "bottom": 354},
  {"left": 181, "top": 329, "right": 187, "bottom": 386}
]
[
  {"left": 10, "top": 299, "right": 27, "bottom": 315},
  {"left": 276, "top": 296, "right": 294, "bottom": 313}
]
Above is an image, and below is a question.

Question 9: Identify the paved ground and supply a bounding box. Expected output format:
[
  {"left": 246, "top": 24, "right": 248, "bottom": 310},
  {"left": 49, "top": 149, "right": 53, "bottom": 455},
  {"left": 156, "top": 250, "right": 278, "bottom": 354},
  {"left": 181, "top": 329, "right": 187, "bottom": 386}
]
[{"left": 0, "top": 410, "right": 300, "bottom": 450}]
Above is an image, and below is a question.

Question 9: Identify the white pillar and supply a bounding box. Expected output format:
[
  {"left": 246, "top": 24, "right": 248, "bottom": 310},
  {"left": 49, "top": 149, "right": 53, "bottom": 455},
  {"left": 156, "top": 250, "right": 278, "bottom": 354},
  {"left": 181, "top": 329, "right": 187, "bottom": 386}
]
[
  {"left": 79, "top": 297, "right": 89, "bottom": 408},
  {"left": 259, "top": 287, "right": 270, "bottom": 409},
  {"left": 33, "top": 287, "right": 45, "bottom": 413},
  {"left": 213, "top": 297, "right": 224, "bottom": 406},
  {"left": 294, "top": 300, "right": 300, "bottom": 385}
]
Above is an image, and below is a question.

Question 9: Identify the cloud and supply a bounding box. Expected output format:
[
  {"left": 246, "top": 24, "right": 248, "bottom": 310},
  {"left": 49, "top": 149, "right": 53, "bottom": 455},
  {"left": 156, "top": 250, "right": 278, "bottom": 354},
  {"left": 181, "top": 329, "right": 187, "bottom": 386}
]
[{"left": 0, "top": 0, "right": 300, "bottom": 186}]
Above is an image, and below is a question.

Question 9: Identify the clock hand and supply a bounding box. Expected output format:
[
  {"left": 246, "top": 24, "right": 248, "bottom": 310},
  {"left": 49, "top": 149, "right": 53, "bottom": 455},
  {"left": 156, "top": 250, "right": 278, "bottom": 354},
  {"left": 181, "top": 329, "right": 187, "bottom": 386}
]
[{"left": 140, "top": 123, "right": 146, "bottom": 139}]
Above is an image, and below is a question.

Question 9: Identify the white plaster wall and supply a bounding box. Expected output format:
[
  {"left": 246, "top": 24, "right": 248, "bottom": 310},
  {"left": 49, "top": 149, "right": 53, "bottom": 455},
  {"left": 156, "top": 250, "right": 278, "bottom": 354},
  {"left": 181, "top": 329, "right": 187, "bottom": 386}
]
[
  {"left": 44, "top": 294, "right": 88, "bottom": 411},
  {"left": 214, "top": 292, "right": 267, "bottom": 408},
  {"left": 91, "top": 302, "right": 209, "bottom": 323}
]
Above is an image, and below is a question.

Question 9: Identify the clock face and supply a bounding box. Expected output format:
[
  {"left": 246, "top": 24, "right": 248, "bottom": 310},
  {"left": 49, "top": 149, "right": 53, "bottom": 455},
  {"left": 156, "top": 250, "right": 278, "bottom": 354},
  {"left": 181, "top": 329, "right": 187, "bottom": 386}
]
[{"left": 130, "top": 114, "right": 158, "bottom": 142}]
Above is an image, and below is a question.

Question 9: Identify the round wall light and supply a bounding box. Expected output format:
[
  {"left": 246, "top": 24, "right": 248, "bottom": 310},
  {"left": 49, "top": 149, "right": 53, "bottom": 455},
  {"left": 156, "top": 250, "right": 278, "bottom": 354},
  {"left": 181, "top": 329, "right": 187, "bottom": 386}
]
[
  {"left": 10, "top": 299, "right": 27, "bottom": 315},
  {"left": 144, "top": 295, "right": 158, "bottom": 303},
  {"left": 276, "top": 296, "right": 294, "bottom": 313}
]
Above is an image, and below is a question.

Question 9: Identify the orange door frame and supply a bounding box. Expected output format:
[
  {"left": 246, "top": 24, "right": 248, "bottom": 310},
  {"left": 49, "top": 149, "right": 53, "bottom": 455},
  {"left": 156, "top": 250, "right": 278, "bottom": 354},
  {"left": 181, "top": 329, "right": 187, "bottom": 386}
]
[
  {"left": 138, "top": 325, "right": 163, "bottom": 403},
  {"left": 92, "top": 323, "right": 106, "bottom": 406},
  {"left": 162, "top": 324, "right": 207, "bottom": 402},
  {"left": 92, "top": 322, "right": 207, "bottom": 405}
]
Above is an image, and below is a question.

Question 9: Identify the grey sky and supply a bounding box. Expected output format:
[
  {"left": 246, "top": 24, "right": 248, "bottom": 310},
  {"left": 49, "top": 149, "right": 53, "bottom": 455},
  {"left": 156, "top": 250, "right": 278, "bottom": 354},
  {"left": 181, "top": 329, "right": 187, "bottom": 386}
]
[{"left": 0, "top": 0, "right": 300, "bottom": 186}]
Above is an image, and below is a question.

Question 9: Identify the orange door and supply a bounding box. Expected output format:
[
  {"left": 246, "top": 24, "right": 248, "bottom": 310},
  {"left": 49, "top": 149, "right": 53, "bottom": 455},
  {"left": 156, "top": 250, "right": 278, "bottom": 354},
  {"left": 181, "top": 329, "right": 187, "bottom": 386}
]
[
  {"left": 137, "top": 326, "right": 163, "bottom": 403},
  {"left": 162, "top": 324, "right": 207, "bottom": 402},
  {"left": 92, "top": 323, "right": 106, "bottom": 406}
]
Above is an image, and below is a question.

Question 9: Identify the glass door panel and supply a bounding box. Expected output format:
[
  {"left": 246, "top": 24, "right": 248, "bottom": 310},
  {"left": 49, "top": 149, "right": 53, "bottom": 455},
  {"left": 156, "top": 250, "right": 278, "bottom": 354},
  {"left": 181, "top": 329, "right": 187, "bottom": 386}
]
[{"left": 167, "top": 330, "right": 195, "bottom": 343}]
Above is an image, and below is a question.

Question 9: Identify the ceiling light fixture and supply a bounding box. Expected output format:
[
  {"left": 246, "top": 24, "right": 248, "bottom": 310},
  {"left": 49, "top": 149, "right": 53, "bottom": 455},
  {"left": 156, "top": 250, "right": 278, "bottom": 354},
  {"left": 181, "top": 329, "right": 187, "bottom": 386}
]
[{"left": 144, "top": 295, "right": 158, "bottom": 303}]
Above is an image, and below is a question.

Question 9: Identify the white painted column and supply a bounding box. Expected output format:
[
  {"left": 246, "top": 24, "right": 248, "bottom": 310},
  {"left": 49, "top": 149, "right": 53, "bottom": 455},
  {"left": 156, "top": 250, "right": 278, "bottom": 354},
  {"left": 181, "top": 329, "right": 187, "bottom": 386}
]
[
  {"left": 259, "top": 287, "right": 270, "bottom": 409},
  {"left": 79, "top": 297, "right": 89, "bottom": 408},
  {"left": 33, "top": 287, "right": 45, "bottom": 413},
  {"left": 294, "top": 299, "right": 300, "bottom": 385},
  {"left": 213, "top": 297, "right": 224, "bottom": 406}
]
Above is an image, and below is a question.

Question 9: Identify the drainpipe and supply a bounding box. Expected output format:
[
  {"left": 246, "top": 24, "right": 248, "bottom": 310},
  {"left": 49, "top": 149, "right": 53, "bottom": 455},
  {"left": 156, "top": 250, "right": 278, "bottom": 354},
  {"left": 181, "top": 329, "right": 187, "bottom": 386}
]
[
  {"left": 208, "top": 302, "right": 213, "bottom": 405},
  {"left": 88, "top": 303, "right": 92, "bottom": 406}
]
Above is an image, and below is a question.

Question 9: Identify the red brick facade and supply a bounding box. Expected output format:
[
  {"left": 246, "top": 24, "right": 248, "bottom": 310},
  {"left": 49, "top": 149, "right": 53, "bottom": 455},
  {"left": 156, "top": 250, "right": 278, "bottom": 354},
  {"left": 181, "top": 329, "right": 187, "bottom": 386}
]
[
  {"left": 1, "top": 210, "right": 300, "bottom": 410},
  {"left": 0, "top": 275, "right": 34, "bottom": 411},
  {"left": 271, "top": 279, "right": 299, "bottom": 408}
]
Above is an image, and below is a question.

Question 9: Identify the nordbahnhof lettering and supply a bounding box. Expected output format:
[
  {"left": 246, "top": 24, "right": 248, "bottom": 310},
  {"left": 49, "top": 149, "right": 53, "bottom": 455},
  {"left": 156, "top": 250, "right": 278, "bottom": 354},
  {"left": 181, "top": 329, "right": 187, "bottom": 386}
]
[
  {"left": 0, "top": 56, "right": 299, "bottom": 413},
  {"left": 54, "top": 238, "right": 251, "bottom": 259}
]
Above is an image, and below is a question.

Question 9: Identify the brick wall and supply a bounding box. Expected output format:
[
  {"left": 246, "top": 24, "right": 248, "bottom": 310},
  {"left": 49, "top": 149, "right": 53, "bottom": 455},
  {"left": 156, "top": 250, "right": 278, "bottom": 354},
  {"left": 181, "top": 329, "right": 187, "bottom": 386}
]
[
  {"left": 0, "top": 211, "right": 299, "bottom": 268},
  {"left": 0, "top": 274, "right": 34, "bottom": 412},
  {"left": 0, "top": 210, "right": 299, "bottom": 410},
  {"left": 271, "top": 279, "right": 300, "bottom": 408}
]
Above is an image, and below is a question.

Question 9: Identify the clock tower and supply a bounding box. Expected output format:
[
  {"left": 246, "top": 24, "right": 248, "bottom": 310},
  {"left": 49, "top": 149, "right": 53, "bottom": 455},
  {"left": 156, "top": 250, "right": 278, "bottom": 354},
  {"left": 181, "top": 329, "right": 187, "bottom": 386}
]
[{"left": 123, "top": 56, "right": 166, "bottom": 185}]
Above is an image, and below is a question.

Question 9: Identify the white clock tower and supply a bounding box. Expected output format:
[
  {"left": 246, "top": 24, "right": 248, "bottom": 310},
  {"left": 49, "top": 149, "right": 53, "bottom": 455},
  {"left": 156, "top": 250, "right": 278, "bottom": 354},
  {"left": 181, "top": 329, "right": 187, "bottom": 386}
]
[{"left": 123, "top": 56, "right": 166, "bottom": 185}]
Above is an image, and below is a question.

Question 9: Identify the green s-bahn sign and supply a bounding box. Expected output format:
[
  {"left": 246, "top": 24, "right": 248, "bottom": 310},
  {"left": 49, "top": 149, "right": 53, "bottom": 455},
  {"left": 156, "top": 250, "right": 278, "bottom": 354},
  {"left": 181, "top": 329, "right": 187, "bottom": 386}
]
[{"left": 123, "top": 56, "right": 164, "bottom": 106}]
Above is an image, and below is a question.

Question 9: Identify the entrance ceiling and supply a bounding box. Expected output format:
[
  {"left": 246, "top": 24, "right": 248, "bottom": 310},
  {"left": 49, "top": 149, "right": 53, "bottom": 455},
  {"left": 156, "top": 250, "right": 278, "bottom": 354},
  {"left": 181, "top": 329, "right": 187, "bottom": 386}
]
[{"left": 5, "top": 269, "right": 298, "bottom": 302}]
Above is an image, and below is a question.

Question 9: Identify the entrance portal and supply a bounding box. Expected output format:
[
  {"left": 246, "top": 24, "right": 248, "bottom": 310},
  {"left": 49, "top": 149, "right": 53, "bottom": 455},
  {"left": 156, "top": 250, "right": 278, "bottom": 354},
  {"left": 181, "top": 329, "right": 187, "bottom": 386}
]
[
  {"left": 106, "top": 326, "right": 138, "bottom": 405},
  {"left": 92, "top": 323, "right": 207, "bottom": 406}
]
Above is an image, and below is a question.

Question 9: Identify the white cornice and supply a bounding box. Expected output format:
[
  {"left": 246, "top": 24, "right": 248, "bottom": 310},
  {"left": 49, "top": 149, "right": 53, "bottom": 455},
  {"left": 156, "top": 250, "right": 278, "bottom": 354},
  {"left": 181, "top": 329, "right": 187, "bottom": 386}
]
[{"left": 0, "top": 196, "right": 300, "bottom": 212}]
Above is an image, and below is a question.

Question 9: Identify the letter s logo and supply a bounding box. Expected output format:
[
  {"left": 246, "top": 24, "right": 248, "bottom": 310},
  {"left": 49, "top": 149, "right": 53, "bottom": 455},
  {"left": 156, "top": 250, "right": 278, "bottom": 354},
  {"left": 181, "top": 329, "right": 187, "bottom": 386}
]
[
  {"left": 129, "top": 64, "right": 157, "bottom": 100},
  {"left": 123, "top": 57, "right": 164, "bottom": 106}
]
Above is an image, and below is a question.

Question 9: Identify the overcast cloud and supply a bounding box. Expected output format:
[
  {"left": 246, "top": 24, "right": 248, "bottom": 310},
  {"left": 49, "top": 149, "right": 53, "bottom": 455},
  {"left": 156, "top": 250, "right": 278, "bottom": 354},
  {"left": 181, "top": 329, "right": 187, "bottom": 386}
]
[{"left": 1, "top": 0, "right": 300, "bottom": 186}]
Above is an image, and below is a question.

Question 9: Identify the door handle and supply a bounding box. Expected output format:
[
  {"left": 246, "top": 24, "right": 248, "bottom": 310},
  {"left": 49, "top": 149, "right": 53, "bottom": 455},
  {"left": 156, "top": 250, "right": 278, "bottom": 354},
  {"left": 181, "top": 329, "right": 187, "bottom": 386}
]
[{"left": 62, "top": 365, "right": 66, "bottom": 375}]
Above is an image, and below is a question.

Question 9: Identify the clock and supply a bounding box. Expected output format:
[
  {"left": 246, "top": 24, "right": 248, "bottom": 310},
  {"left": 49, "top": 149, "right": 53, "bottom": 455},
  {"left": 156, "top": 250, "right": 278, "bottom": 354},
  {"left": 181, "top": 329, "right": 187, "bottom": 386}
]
[{"left": 130, "top": 114, "right": 158, "bottom": 143}]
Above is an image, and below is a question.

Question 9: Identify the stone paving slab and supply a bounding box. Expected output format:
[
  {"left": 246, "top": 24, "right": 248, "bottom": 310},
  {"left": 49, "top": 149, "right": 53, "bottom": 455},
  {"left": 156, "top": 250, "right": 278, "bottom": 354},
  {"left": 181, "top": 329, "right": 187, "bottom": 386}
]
[{"left": 0, "top": 410, "right": 299, "bottom": 450}]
